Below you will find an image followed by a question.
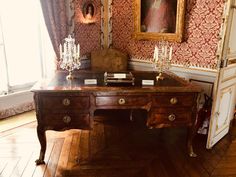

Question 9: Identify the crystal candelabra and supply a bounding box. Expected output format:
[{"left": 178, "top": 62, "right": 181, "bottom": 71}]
[
  {"left": 153, "top": 43, "right": 172, "bottom": 81},
  {"left": 59, "top": 35, "right": 81, "bottom": 80}
]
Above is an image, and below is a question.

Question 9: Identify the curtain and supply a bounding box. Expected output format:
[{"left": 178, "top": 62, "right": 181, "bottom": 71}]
[{"left": 40, "top": 0, "right": 68, "bottom": 63}]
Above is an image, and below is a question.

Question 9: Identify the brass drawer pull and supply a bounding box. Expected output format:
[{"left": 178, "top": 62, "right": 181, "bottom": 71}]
[
  {"left": 118, "top": 98, "right": 126, "bottom": 105},
  {"left": 62, "top": 98, "right": 70, "bottom": 106},
  {"left": 63, "top": 115, "right": 71, "bottom": 124},
  {"left": 168, "top": 114, "right": 176, "bottom": 121},
  {"left": 170, "top": 97, "right": 178, "bottom": 105}
]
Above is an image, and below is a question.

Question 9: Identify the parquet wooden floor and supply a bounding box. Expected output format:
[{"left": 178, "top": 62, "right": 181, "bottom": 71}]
[{"left": 0, "top": 110, "right": 236, "bottom": 177}]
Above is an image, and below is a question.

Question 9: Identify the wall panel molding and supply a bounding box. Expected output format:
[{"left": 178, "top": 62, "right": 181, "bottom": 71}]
[
  {"left": 101, "top": 0, "right": 112, "bottom": 48},
  {"left": 128, "top": 59, "right": 217, "bottom": 83}
]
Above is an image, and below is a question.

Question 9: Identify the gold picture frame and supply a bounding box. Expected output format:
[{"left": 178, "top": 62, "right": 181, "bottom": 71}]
[{"left": 133, "top": 0, "right": 186, "bottom": 42}]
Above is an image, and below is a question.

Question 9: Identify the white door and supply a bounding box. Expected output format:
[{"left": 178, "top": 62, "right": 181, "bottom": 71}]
[{"left": 207, "top": 0, "right": 236, "bottom": 148}]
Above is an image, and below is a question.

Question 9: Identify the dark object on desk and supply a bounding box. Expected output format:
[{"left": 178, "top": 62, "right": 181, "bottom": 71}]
[
  {"left": 104, "top": 72, "right": 135, "bottom": 85},
  {"left": 31, "top": 70, "right": 201, "bottom": 165}
]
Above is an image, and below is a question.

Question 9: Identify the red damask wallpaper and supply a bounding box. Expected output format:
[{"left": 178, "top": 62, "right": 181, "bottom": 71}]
[
  {"left": 112, "top": 0, "right": 224, "bottom": 69},
  {"left": 74, "top": 0, "right": 101, "bottom": 56}
]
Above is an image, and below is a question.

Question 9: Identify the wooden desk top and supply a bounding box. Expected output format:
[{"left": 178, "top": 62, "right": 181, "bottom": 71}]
[{"left": 31, "top": 70, "right": 201, "bottom": 93}]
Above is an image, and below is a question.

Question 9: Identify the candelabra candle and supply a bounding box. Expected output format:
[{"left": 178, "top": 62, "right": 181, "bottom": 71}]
[
  {"left": 153, "top": 44, "right": 172, "bottom": 82},
  {"left": 59, "top": 35, "right": 81, "bottom": 80}
]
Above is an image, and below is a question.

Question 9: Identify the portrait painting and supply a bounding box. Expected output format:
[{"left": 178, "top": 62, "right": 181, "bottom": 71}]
[
  {"left": 82, "top": 2, "right": 95, "bottom": 22},
  {"left": 133, "top": 0, "right": 186, "bottom": 42},
  {"left": 141, "top": 0, "right": 177, "bottom": 33}
]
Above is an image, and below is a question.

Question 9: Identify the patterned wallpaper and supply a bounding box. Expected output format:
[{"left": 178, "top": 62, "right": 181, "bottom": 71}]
[
  {"left": 112, "top": 0, "right": 224, "bottom": 69},
  {"left": 74, "top": 0, "right": 101, "bottom": 56}
]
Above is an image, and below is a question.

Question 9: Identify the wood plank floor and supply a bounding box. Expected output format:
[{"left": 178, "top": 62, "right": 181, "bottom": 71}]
[{"left": 0, "top": 110, "right": 236, "bottom": 177}]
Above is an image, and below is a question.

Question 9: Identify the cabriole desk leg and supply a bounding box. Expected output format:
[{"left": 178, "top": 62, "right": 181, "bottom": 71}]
[
  {"left": 187, "top": 94, "right": 200, "bottom": 158},
  {"left": 187, "top": 127, "right": 197, "bottom": 157},
  {"left": 35, "top": 126, "right": 46, "bottom": 165}
]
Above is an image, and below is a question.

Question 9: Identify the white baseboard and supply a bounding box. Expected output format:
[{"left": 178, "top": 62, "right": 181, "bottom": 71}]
[
  {"left": 128, "top": 59, "right": 217, "bottom": 83},
  {"left": 128, "top": 59, "right": 217, "bottom": 104}
]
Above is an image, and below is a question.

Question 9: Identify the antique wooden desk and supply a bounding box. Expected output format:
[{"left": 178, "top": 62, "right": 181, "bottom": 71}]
[{"left": 31, "top": 70, "right": 201, "bottom": 165}]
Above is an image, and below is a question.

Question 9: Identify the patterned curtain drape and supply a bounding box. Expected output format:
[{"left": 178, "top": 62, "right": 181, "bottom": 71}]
[{"left": 40, "top": 0, "right": 68, "bottom": 62}]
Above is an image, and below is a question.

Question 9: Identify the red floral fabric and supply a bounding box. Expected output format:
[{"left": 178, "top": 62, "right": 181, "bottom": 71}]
[
  {"left": 112, "top": 0, "right": 224, "bottom": 69},
  {"left": 74, "top": 0, "right": 101, "bottom": 56}
]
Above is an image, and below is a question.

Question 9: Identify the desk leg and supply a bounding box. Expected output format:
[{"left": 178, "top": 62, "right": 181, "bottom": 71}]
[
  {"left": 187, "top": 127, "right": 197, "bottom": 157},
  {"left": 187, "top": 95, "right": 200, "bottom": 158},
  {"left": 187, "top": 110, "right": 201, "bottom": 157},
  {"left": 35, "top": 126, "right": 46, "bottom": 165}
]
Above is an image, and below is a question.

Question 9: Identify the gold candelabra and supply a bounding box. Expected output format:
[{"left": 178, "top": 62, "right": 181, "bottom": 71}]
[
  {"left": 59, "top": 35, "right": 81, "bottom": 80},
  {"left": 153, "top": 43, "right": 172, "bottom": 81}
]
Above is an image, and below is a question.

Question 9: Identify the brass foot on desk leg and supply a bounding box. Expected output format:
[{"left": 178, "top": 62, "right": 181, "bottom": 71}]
[
  {"left": 35, "top": 159, "right": 45, "bottom": 165},
  {"left": 188, "top": 146, "right": 197, "bottom": 157},
  {"left": 187, "top": 125, "right": 197, "bottom": 158},
  {"left": 189, "top": 151, "right": 197, "bottom": 157},
  {"left": 35, "top": 150, "right": 46, "bottom": 165}
]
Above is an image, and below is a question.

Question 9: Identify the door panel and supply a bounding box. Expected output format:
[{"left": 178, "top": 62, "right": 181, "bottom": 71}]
[
  {"left": 207, "top": 72, "right": 236, "bottom": 148},
  {"left": 207, "top": 0, "right": 236, "bottom": 148},
  {"left": 222, "top": 66, "right": 236, "bottom": 81},
  {"left": 216, "top": 88, "right": 232, "bottom": 130}
]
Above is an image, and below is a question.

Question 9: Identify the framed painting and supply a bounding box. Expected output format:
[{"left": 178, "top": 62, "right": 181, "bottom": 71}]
[
  {"left": 133, "top": 0, "right": 186, "bottom": 42},
  {"left": 82, "top": 1, "right": 96, "bottom": 24}
]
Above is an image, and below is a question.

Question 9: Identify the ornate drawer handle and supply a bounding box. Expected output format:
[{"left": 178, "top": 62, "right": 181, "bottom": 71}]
[
  {"left": 62, "top": 98, "right": 70, "bottom": 106},
  {"left": 118, "top": 98, "right": 126, "bottom": 105},
  {"left": 63, "top": 115, "right": 71, "bottom": 124},
  {"left": 170, "top": 97, "right": 178, "bottom": 105},
  {"left": 168, "top": 114, "right": 176, "bottom": 121}
]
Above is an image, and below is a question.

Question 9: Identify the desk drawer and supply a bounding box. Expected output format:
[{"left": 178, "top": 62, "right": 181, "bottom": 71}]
[
  {"left": 152, "top": 94, "right": 195, "bottom": 107},
  {"left": 42, "top": 96, "right": 90, "bottom": 110},
  {"left": 95, "top": 96, "right": 150, "bottom": 107},
  {"left": 43, "top": 113, "right": 90, "bottom": 129},
  {"left": 147, "top": 108, "right": 192, "bottom": 127}
]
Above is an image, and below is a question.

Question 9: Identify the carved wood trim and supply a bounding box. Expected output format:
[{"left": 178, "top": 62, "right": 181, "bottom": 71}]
[{"left": 101, "top": 0, "right": 113, "bottom": 48}]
